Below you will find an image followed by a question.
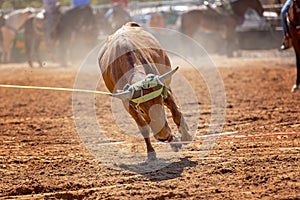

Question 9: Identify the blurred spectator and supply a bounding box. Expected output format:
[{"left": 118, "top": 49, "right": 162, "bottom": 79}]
[
  {"left": 43, "top": 0, "right": 57, "bottom": 41},
  {"left": 110, "top": 0, "right": 128, "bottom": 9},
  {"left": 71, "top": 0, "right": 90, "bottom": 7},
  {"left": 43, "top": 0, "right": 57, "bottom": 13},
  {"left": 149, "top": 12, "right": 165, "bottom": 28}
]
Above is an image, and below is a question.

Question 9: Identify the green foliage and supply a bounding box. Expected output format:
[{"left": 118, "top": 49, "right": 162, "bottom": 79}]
[
  {"left": 90, "top": 0, "right": 110, "bottom": 5},
  {"left": 1, "top": 0, "right": 68, "bottom": 9},
  {"left": 2, "top": 0, "right": 43, "bottom": 9}
]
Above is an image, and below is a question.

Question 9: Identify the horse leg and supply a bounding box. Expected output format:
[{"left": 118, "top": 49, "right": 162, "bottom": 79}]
[
  {"left": 58, "top": 34, "right": 69, "bottom": 67},
  {"left": 34, "top": 39, "right": 42, "bottom": 67},
  {"left": 7, "top": 39, "right": 15, "bottom": 63},
  {"left": 164, "top": 89, "right": 193, "bottom": 143},
  {"left": 1, "top": 29, "right": 11, "bottom": 63},
  {"left": 70, "top": 32, "right": 83, "bottom": 65},
  {"left": 126, "top": 103, "right": 156, "bottom": 161},
  {"left": 3, "top": 50, "right": 9, "bottom": 63},
  {"left": 297, "top": 54, "right": 300, "bottom": 88},
  {"left": 24, "top": 32, "right": 33, "bottom": 67},
  {"left": 7, "top": 49, "right": 11, "bottom": 63},
  {"left": 291, "top": 53, "right": 300, "bottom": 92},
  {"left": 4, "top": 52, "right": 8, "bottom": 63},
  {"left": 225, "top": 30, "right": 237, "bottom": 57},
  {"left": 1, "top": 51, "right": 5, "bottom": 63}
]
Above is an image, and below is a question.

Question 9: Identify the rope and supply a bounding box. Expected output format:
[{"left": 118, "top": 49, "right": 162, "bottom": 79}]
[
  {"left": 1, "top": 84, "right": 299, "bottom": 146},
  {"left": 96, "top": 131, "right": 300, "bottom": 146},
  {"left": 0, "top": 84, "right": 112, "bottom": 96},
  {"left": 168, "top": 131, "right": 300, "bottom": 145}
]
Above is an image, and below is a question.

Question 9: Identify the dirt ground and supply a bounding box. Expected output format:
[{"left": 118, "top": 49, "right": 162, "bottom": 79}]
[{"left": 0, "top": 50, "right": 299, "bottom": 199}]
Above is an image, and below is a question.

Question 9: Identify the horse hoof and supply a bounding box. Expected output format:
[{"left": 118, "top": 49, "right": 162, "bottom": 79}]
[{"left": 291, "top": 85, "right": 299, "bottom": 92}]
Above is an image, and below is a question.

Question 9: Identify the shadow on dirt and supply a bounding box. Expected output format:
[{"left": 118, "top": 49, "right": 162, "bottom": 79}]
[{"left": 119, "top": 156, "right": 198, "bottom": 181}]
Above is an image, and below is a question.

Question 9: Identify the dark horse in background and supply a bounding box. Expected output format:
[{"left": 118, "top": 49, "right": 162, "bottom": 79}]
[
  {"left": 103, "top": 3, "right": 131, "bottom": 34},
  {"left": 24, "top": 4, "right": 62, "bottom": 67},
  {"left": 0, "top": 11, "right": 5, "bottom": 58},
  {"left": 180, "top": 0, "right": 264, "bottom": 56},
  {"left": 0, "top": 11, "right": 5, "bottom": 29},
  {"left": 56, "top": 5, "right": 98, "bottom": 66},
  {"left": 288, "top": 0, "right": 300, "bottom": 92},
  {"left": 0, "top": 10, "right": 5, "bottom": 39}
]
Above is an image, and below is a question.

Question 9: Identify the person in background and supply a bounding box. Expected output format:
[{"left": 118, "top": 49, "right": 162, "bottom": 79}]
[
  {"left": 105, "top": 0, "right": 128, "bottom": 19},
  {"left": 149, "top": 12, "right": 165, "bottom": 28},
  {"left": 43, "top": 0, "right": 57, "bottom": 42},
  {"left": 71, "top": 0, "right": 90, "bottom": 7},
  {"left": 280, "top": 0, "right": 293, "bottom": 50},
  {"left": 110, "top": 0, "right": 128, "bottom": 9}
]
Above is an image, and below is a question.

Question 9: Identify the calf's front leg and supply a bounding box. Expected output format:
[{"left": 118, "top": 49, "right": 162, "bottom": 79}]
[{"left": 127, "top": 104, "right": 156, "bottom": 161}]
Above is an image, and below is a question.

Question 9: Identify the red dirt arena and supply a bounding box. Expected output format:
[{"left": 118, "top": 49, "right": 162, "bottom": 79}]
[{"left": 0, "top": 49, "right": 299, "bottom": 199}]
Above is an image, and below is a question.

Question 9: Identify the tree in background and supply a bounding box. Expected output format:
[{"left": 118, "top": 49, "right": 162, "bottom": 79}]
[{"left": 2, "top": 0, "right": 43, "bottom": 9}]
